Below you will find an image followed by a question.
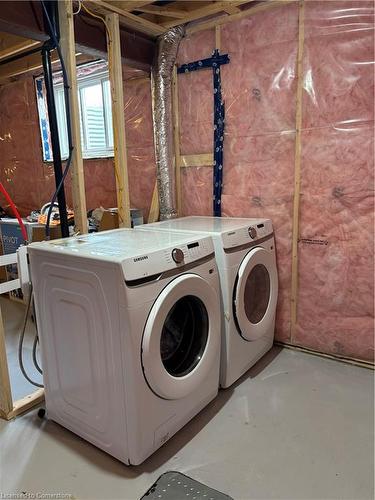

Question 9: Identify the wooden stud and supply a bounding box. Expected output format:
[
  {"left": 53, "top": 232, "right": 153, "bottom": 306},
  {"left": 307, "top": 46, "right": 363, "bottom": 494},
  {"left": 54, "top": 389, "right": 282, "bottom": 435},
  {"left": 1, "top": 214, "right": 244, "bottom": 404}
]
[
  {"left": 136, "top": 5, "right": 187, "bottom": 19},
  {"left": 148, "top": 182, "right": 159, "bottom": 223},
  {"left": 187, "top": 0, "right": 295, "bottom": 34},
  {"left": 0, "top": 51, "right": 89, "bottom": 83},
  {"left": 110, "top": 1, "right": 155, "bottom": 11},
  {"left": 0, "top": 306, "right": 13, "bottom": 418},
  {"left": 180, "top": 153, "right": 214, "bottom": 168},
  {"left": 215, "top": 25, "right": 221, "bottom": 51},
  {"left": 161, "top": 1, "right": 249, "bottom": 29},
  {"left": 88, "top": 0, "right": 164, "bottom": 36},
  {"left": 172, "top": 65, "right": 182, "bottom": 216},
  {"left": 0, "top": 34, "right": 40, "bottom": 61},
  {"left": 106, "top": 12, "right": 131, "bottom": 228},
  {"left": 290, "top": 0, "right": 305, "bottom": 341},
  {"left": 59, "top": 0, "right": 88, "bottom": 235},
  {"left": 7, "top": 389, "right": 45, "bottom": 420}
]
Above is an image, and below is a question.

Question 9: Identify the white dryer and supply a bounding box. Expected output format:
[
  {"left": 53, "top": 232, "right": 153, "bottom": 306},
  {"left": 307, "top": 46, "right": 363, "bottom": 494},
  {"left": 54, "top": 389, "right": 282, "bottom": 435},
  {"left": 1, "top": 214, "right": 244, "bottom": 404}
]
[
  {"left": 139, "top": 217, "right": 278, "bottom": 388},
  {"left": 28, "top": 228, "right": 221, "bottom": 465}
]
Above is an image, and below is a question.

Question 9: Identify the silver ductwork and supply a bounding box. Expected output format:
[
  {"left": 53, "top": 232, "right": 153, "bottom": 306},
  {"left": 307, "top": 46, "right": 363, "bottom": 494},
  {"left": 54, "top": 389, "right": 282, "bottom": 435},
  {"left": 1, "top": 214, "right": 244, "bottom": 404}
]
[{"left": 151, "top": 26, "right": 185, "bottom": 220}]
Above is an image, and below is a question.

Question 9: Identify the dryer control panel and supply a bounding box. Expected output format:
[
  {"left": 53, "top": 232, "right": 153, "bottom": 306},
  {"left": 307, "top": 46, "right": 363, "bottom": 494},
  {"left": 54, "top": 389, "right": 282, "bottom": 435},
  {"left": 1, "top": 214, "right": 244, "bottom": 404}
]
[{"left": 221, "top": 219, "right": 273, "bottom": 249}]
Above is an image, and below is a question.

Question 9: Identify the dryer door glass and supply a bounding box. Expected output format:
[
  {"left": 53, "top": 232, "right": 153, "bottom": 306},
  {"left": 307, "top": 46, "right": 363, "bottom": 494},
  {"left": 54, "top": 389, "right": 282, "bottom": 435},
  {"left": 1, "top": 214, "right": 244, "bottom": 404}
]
[
  {"left": 234, "top": 247, "right": 278, "bottom": 342},
  {"left": 160, "top": 295, "right": 208, "bottom": 377},
  {"left": 244, "top": 264, "right": 270, "bottom": 324}
]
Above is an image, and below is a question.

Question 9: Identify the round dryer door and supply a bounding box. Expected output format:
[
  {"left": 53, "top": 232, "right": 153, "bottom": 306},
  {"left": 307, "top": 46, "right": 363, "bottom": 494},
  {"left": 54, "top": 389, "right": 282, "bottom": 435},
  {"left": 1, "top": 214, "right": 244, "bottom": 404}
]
[
  {"left": 233, "top": 247, "right": 278, "bottom": 341},
  {"left": 142, "top": 274, "right": 220, "bottom": 400}
]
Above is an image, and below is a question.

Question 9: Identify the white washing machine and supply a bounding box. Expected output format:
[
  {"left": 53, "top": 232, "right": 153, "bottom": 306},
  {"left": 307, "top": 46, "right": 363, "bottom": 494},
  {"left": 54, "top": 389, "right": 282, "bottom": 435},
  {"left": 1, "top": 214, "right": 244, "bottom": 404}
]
[
  {"left": 139, "top": 217, "right": 278, "bottom": 388},
  {"left": 28, "top": 228, "right": 221, "bottom": 465}
]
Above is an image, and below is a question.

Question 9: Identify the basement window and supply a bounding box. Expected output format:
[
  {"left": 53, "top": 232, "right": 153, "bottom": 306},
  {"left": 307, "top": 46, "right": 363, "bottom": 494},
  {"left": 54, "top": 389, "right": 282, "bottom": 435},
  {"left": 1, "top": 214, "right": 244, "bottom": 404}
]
[{"left": 36, "top": 60, "right": 114, "bottom": 161}]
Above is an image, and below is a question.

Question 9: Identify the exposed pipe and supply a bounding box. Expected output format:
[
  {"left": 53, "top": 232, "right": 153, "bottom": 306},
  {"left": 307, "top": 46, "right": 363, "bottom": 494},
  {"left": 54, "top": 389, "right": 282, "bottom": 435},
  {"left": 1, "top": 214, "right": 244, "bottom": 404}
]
[
  {"left": 41, "top": 44, "right": 70, "bottom": 238},
  {"left": 151, "top": 26, "right": 185, "bottom": 220}
]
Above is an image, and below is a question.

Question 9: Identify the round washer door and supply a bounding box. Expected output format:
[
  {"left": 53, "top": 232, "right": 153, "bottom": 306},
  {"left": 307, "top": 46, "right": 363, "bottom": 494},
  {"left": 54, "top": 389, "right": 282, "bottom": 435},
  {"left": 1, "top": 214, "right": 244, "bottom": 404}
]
[
  {"left": 142, "top": 273, "right": 220, "bottom": 400},
  {"left": 234, "top": 247, "right": 278, "bottom": 341}
]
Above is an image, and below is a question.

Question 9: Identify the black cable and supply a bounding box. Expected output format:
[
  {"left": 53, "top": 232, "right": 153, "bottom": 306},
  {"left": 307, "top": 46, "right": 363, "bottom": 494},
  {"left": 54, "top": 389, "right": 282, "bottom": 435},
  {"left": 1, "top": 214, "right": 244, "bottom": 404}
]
[
  {"left": 18, "top": 286, "right": 44, "bottom": 388},
  {"left": 32, "top": 334, "right": 43, "bottom": 375},
  {"left": 41, "top": 0, "right": 74, "bottom": 238}
]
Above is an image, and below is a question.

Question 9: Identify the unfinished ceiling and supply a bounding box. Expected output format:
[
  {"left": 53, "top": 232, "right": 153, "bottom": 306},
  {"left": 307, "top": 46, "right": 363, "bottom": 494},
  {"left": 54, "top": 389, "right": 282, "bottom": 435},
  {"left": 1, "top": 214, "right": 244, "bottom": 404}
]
[{"left": 87, "top": 0, "right": 260, "bottom": 36}]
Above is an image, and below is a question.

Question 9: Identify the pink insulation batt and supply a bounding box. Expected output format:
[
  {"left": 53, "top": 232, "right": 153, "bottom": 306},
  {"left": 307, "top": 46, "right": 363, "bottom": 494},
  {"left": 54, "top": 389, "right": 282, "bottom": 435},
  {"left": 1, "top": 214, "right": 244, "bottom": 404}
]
[{"left": 176, "top": 1, "right": 374, "bottom": 361}]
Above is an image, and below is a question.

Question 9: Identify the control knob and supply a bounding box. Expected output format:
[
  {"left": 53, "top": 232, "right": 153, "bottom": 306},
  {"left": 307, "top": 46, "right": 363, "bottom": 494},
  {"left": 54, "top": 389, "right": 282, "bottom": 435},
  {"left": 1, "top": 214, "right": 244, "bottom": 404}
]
[
  {"left": 248, "top": 226, "right": 257, "bottom": 239},
  {"left": 172, "top": 248, "right": 184, "bottom": 264}
]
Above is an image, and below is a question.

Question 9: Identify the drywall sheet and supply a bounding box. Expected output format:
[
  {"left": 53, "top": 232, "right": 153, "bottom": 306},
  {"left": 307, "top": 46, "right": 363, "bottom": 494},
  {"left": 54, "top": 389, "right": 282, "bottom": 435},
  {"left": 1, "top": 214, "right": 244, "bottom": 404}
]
[
  {"left": 177, "top": 0, "right": 374, "bottom": 361},
  {"left": 0, "top": 67, "right": 155, "bottom": 219}
]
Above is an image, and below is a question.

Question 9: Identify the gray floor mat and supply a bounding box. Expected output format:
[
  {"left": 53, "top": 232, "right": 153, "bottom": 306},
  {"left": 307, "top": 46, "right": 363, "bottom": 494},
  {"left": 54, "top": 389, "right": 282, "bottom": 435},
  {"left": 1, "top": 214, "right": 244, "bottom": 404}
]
[{"left": 141, "top": 471, "right": 233, "bottom": 500}]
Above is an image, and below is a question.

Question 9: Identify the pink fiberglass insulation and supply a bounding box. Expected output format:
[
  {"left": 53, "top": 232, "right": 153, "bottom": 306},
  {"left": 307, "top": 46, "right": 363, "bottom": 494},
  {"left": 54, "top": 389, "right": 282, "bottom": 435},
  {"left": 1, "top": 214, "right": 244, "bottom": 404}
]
[
  {"left": 176, "top": 1, "right": 374, "bottom": 361},
  {"left": 0, "top": 67, "right": 155, "bottom": 220}
]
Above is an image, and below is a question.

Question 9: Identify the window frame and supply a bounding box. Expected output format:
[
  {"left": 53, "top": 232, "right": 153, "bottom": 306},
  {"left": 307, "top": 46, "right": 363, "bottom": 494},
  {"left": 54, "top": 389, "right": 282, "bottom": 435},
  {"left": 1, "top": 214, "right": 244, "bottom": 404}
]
[{"left": 47, "top": 69, "right": 114, "bottom": 161}]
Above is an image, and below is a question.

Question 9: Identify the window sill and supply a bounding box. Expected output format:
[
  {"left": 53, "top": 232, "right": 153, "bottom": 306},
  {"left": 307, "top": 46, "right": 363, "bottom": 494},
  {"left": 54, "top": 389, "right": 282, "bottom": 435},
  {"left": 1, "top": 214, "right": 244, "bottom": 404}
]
[{"left": 43, "top": 152, "right": 115, "bottom": 163}]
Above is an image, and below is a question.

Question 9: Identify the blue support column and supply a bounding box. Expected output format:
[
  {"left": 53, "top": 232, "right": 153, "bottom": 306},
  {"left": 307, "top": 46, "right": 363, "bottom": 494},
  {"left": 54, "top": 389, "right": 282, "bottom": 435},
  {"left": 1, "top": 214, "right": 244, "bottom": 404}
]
[{"left": 178, "top": 50, "right": 229, "bottom": 216}]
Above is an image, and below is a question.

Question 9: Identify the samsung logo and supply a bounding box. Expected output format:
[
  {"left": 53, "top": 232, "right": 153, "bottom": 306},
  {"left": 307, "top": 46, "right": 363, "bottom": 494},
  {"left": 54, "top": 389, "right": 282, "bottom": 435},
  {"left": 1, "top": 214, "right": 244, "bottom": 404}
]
[{"left": 133, "top": 255, "right": 148, "bottom": 262}]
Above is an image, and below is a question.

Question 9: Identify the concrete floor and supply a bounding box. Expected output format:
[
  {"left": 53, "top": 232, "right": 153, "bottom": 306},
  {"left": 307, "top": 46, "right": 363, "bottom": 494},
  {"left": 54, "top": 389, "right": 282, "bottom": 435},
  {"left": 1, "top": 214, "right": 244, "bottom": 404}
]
[
  {"left": 0, "top": 332, "right": 373, "bottom": 500},
  {"left": 2, "top": 296, "right": 43, "bottom": 400}
]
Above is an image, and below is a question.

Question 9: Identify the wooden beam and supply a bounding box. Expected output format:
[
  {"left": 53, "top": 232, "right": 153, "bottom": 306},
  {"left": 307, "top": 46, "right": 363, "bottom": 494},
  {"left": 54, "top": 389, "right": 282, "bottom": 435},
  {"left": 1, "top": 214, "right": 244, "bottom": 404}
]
[
  {"left": 59, "top": 0, "right": 88, "bottom": 235},
  {"left": 6, "top": 389, "right": 45, "bottom": 420},
  {"left": 0, "top": 50, "right": 89, "bottom": 83},
  {"left": 215, "top": 25, "right": 221, "bottom": 50},
  {"left": 106, "top": 12, "right": 131, "bottom": 228},
  {"left": 110, "top": 1, "right": 155, "bottom": 11},
  {"left": 0, "top": 34, "right": 40, "bottom": 61},
  {"left": 88, "top": 0, "right": 165, "bottom": 36},
  {"left": 187, "top": 0, "right": 295, "bottom": 34},
  {"left": 224, "top": 5, "right": 242, "bottom": 15},
  {"left": 290, "top": 0, "right": 305, "bottom": 341},
  {"left": 0, "top": 48, "right": 44, "bottom": 81},
  {"left": 161, "top": 1, "right": 250, "bottom": 28},
  {"left": 148, "top": 182, "right": 159, "bottom": 223},
  {"left": 0, "top": 306, "right": 13, "bottom": 419},
  {"left": 136, "top": 5, "right": 187, "bottom": 19},
  {"left": 172, "top": 65, "right": 182, "bottom": 216},
  {"left": 180, "top": 153, "right": 213, "bottom": 168}
]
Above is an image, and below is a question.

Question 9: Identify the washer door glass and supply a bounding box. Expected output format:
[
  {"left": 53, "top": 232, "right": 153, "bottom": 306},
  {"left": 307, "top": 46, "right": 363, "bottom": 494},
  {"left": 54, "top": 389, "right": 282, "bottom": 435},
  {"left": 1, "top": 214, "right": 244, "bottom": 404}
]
[
  {"left": 234, "top": 247, "right": 278, "bottom": 342},
  {"left": 142, "top": 273, "right": 220, "bottom": 400},
  {"left": 161, "top": 296, "right": 208, "bottom": 377}
]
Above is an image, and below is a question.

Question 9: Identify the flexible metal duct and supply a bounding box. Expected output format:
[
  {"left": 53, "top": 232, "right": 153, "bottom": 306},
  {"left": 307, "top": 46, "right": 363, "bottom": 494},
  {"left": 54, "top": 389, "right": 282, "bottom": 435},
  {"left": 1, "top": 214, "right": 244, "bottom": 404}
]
[{"left": 151, "top": 26, "right": 185, "bottom": 220}]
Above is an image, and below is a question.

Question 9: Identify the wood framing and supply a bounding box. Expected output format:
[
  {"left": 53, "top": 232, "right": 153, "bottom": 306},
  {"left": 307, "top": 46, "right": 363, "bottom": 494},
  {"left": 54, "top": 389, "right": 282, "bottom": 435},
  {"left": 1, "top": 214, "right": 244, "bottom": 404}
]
[
  {"left": 187, "top": 0, "right": 296, "bottom": 34},
  {"left": 180, "top": 153, "right": 214, "bottom": 168},
  {"left": 0, "top": 34, "right": 40, "bottom": 60},
  {"left": 161, "top": 1, "right": 250, "bottom": 29},
  {"left": 106, "top": 12, "right": 131, "bottom": 228},
  {"left": 0, "top": 305, "right": 13, "bottom": 419},
  {"left": 215, "top": 25, "right": 221, "bottom": 51},
  {"left": 59, "top": 0, "right": 88, "bottom": 235},
  {"left": 290, "top": 0, "right": 305, "bottom": 341},
  {"left": 148, "top": 182, "right": 159, "bottom": 223},
  {"left": 0, "top": 253, "right": 45, "bottom": 421},
  {"left": 172, "top": 65, "right": 182, "bottom": 216},
  {"left": 88, "top": 0, "right": 165, "bottom": 36}
]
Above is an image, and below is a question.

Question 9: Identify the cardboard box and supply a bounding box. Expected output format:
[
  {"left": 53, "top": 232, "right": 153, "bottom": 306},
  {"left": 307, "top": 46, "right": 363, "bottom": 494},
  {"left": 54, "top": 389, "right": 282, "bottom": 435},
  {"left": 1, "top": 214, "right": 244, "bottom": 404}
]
[{"left": 99, "top": 208, "right": 143, "bottom": 232}]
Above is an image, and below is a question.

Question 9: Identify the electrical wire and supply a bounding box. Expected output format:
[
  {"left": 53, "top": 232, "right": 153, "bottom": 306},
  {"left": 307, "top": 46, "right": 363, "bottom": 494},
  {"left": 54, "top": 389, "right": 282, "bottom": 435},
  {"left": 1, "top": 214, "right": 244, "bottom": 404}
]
[
  {"left": 32, "top": 334, "right": 43, "bottom": 375},
  {"left": 0, "top": 182, "right": 28, "bottom": 242},
  {"left": 41, "top": 0, "right": 74, "bottom": 239},
  {"left": 18, "top": 286, "right": 44, "bottom": 388}
]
